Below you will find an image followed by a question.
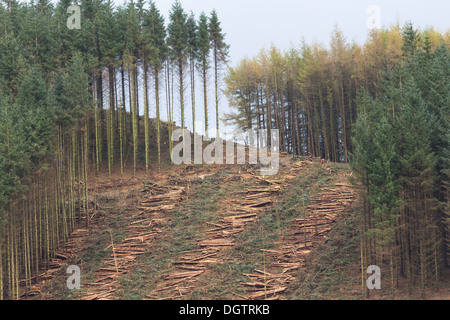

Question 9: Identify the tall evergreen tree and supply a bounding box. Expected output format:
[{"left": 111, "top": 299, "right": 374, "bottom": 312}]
[
  {"left": 186, "top": 11, "right": 198, "bottom": 136},
  {"left": 167, "top": 1, "right": 188, "bottom": 139},
  {"left": 197, "top": 12, "right": 211, "bottom": 140},
  {"left": 209, "top": 9, "right": 229, "bottom": 138},
  {"left": 146, "top": 1, "right": 167, "bottom": 168}
]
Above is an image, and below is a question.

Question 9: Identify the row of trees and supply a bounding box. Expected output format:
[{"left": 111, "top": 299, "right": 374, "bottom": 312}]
[
  {"left": 224, "top": 24, "right": 449, "bottom": 295},
  {"left": 352, "top": 25, "right": 449, "bottom": 297},
  {"left": 80, "top": 0, "right": 228, "bottom": 174},
  {"left": 0, "top": 0, "right": 228, "bottom": 299},
  {"left": 224, "top": 25, "right": 448, "bottom": 162},
  {"left": 0, "top": 55, "right": 91, "bottom": 299}
]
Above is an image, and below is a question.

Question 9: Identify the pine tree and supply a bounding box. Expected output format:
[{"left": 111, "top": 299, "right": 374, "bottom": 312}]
[
  {"left": 168, "top": 1, "right": 188, "bottom": 139},
  {"left": 186, "top": 11, "right": 198, "bottom": 136},
  {"left": 209, "top": 9, "right": 229, "bottom": 138},
  {"left": 402, "top": 22, "right": 422, "bottom": 58},
  {"left": 97, "top": 0, "right": 121, "bottom": 176},
  {"left": 0, "top": 35, "right": 25, "bottom": 95},
  {"left": 15, "top": 67, "right": 54, "bottom": 167},
  {"left": 146, "top": 1, "right": 167, "bottom": 168},
  {"left": 123, "top": 1, "right": 139, "bottom": 176},
  {"left": 197, "top": 12, "right": 211, "bottom": 140}
]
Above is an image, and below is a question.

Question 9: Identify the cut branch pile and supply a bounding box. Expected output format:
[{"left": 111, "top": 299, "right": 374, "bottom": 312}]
[
  {"left": 202, "top": 186, "right": 279, "bottom": 245},
  {"left": 289, "top": 186, "right": 354, "bottom": 244},
  {"left": 148, "top": 178, "right": 280, "bottom": 299},
  {"left": 291, "top": 160, "right": 313, "bottom": 169},
  {"left": 241, "top": 268, "right": 291, "bottom": 300},
  {"left": 20, "top": 222, "right": 99, "bottom": 299},
  {"left": 240, "top": 173, "right": 355, "bottom": 300},
  {"left": 135, "top": 185, "right": 185, "bottom": 215},
  {"left": 82, "top": 184, "right": 186, "bottom": 300},
  {"left": 147, "top": 247, "right": 219, "bottom": 299}
]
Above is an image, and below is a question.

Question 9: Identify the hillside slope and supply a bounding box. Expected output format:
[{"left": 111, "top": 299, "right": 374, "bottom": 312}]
[{"left": 22, "top": 154, "right": 449, "bottom": 300}]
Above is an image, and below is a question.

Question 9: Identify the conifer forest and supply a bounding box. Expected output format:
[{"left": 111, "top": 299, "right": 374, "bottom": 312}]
[{"left": 0, "top": 0, "right": 448, "bottom": 302}]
